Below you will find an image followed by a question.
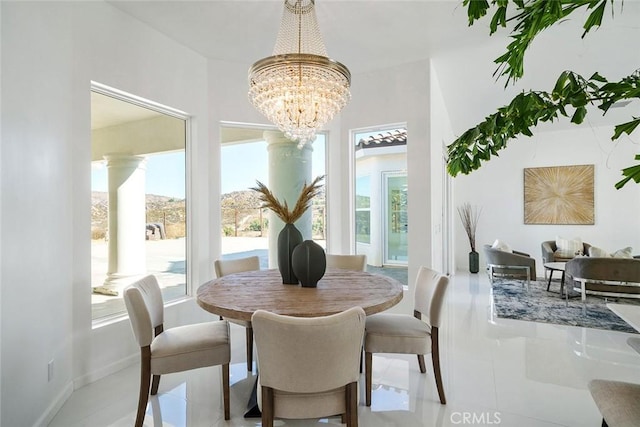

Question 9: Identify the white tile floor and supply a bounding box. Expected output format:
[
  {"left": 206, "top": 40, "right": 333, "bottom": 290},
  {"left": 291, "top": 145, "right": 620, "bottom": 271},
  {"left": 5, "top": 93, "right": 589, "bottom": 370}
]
[{"left": 49, "top": 271, "right": 640, "bottom": 426}]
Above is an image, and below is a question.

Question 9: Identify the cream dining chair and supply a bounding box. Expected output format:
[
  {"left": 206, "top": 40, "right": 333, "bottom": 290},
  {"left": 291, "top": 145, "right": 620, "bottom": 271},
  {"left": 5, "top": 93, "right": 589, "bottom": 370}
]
[
  {"left": 326, "top": 254, "right": 367, "bottom": 271},
  {"left": 123, "top": 275, "right": 230, "bottom": 427},
  {"left": 252, "top": 306, "right": 366, "bottom": 427},
  {"left": 214, "top": 255, "right": 260, "bottom": 371},
  {"left": 589, "top": 378, "right": 640, "bottom": 427},
  {"left": 364, "top": 266, "right": 449, "bottom": 405}
]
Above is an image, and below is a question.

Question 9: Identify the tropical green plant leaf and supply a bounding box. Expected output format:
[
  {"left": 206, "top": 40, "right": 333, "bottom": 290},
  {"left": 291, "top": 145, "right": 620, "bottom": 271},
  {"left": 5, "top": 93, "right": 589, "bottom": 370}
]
[
  {"left": 612, "top": 118, "right": 640, "bottom": 140},
  {"left": 615, "top": 155, "right": 640, "bottom": 189},
  {"left": 451, "top": 0, "right": 640, "bottom": 188},
  {"left": 582, "top": 0, "right": 607, "bottom": 38}
]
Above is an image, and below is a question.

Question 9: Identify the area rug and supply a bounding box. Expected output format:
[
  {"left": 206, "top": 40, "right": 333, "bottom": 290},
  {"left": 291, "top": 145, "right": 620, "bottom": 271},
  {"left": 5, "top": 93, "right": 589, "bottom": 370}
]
[{"left": 491, "top": 279, "right": 640, "bottom": 333}]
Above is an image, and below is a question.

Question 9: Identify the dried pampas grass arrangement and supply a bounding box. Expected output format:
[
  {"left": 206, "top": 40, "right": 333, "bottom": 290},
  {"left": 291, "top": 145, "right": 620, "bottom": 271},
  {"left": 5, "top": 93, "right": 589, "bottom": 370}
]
[
  {"left": 457, "top": 203, "right": 482, "bottom": 253},
  {"left": 251, "top": 175, "right": 324, "bottom": 224}
]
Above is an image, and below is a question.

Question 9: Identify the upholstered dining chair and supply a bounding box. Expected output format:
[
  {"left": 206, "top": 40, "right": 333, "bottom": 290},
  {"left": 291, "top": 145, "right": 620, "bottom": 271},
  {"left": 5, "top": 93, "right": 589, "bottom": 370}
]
[
  {"left": 326, "top": 254, "right": 367, "bottom": 271},
  {"left": 252, "top": 306, "right": 366, "bottom": 427},
  {"left": 123, "top": 275, "right": 230, "bottom": 427},
  {"left": 588, "top": 379, "right": 640, "bottom": 427},
  {"left": 364, "top": 266, "right": 449, "bottom": 406},
  {"left": 214, "top": 255, "right": 260, "bottom": 371}
]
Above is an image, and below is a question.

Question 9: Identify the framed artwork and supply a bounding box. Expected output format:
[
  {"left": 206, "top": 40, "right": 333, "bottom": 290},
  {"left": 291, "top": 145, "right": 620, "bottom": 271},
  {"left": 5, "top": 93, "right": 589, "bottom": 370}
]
[{"left": 524, "top": 164, "right": 594, "bottom": 225}]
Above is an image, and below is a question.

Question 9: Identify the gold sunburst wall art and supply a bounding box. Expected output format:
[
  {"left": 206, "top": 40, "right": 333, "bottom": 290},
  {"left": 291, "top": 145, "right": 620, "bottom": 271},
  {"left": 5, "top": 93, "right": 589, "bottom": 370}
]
[{"left": 524, "top": 165, "right": 594, "bottom": 225}]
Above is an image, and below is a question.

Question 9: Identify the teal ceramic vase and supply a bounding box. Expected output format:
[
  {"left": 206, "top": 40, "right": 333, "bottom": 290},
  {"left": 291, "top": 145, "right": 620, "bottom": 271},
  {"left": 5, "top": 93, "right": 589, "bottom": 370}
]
[{"left": 469, "top": 251, "right": 479, "bottom": 274}]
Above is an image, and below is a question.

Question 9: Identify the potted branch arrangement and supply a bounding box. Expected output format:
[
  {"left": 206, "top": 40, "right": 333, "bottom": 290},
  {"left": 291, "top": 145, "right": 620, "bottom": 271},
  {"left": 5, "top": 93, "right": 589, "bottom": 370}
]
[
  {"left": 457, "top": 203, "right": 482, "bottom": 274},
  {"left": 251, "top": 175, "right": 325, "bottom": 285}
]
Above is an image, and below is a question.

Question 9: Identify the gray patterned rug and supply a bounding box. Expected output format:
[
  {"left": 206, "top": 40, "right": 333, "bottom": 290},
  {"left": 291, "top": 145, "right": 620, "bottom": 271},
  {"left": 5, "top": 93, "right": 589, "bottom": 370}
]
[{"left": 491, "top": 279, "right": 640, "bottom": 334}]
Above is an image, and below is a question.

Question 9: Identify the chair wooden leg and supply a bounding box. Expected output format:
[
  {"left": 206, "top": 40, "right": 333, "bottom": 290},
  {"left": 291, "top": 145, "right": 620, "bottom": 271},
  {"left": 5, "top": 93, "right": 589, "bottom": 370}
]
[
  {"left": 246, "top": 327, "right": 253, "bottom": 371},
  {"left": 135, "top": 347, "right": 152, "bottom": 427},
  {"left": 431, "top": 327, "right": 446, "bottom": 404},
  {"left": 345, "top": 381, "right": 358, "bottom": 427},
  {"left": 365, "top": 351, "right": 373, "bottom": 406},
  {"left": 150, "top": 375, "right": 161, "bottom": 395},
  {"left": 222, "top": 363, "right": 230, "bottom": 420},
  {"left": 261, "top": 386, "right": 274, "bottom": 427},
  {"left": 417, "top": 354, "right": 426, "bottom": 373}
]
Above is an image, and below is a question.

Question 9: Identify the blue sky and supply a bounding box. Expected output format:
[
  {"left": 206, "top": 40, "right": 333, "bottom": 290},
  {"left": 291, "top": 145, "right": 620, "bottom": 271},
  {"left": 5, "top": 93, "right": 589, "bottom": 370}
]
[
  {"left": 221, "top": 136, "right": 326, "bottom": 194},
  {"left": 91, "top": 136, "right": 326, "bottom": 199},
  {"left": 92, "top": 151, "right": 186, "bottom": 199}
]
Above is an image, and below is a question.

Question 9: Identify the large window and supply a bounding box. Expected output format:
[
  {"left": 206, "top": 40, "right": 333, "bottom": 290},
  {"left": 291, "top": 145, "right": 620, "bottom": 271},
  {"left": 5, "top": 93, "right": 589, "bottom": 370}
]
[
  {"left": 355, "top": 176, "right": 371, "bottom": 244},
  {"left": 90, "top": 88, "right": 188, "bottom": 322},
  {"left": 220, "top": 126, "right": 326, "bottom": 263}
]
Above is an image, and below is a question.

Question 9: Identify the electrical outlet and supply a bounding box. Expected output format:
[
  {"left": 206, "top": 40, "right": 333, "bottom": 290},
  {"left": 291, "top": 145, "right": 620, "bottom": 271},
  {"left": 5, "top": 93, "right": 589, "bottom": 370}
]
[{"left": 48, "top": 360, "right": 54, "bottom": 382}]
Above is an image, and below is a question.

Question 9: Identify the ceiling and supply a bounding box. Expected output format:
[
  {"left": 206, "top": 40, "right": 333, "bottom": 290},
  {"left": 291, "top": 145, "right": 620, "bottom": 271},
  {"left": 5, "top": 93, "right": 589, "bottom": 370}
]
[
  {"left": 103, "top": 0, "right": 640, "bottom": 135},
  {"left": 106, "top": 0, "right": 489, "bottom": 75},
  {"left": 91, "top": 91, "right": 163, "bottom": 130}
]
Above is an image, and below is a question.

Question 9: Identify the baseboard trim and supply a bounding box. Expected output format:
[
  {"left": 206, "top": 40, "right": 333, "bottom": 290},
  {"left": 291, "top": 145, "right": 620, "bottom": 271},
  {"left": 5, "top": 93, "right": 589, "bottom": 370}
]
[
  {"left": 34, "top": 381, "right": 73, "bottom": 427},
  {"left": 73, "top": 353, "right": 138, "bottom": 389}
]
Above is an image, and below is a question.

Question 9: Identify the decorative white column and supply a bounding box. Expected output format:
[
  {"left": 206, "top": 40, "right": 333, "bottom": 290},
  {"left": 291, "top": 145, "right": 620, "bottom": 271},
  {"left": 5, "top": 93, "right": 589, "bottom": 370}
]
[
  {"left": 264, "top": 131, "right": 313, "bottom": 268},
  {"left": 94, "top": 154, "right": 147, "bottom": 295}
]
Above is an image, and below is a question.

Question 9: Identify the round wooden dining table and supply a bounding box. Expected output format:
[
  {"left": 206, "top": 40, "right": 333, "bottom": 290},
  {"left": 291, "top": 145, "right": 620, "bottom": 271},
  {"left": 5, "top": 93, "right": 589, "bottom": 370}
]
[
  {"left": 197, "top": 267, "right": 403, "bottom": 418},
  {"left": 196, "top": 268, "right": 404, "bottom": 321}
]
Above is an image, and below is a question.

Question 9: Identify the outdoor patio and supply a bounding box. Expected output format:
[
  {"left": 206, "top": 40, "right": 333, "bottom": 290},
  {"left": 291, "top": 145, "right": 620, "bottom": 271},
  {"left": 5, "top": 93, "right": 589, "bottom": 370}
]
[{"left": 91, "top": 236, "right": 407, "bottom": 320}]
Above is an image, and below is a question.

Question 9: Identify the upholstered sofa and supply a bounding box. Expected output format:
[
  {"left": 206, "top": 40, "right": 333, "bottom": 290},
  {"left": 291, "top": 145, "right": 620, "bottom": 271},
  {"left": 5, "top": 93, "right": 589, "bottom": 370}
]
[
  {"left": 541, "top": 240, "right": 592, "bottom": 263},
  {"left": 565, "top": 257, "right": 640, "bottom": 300}
]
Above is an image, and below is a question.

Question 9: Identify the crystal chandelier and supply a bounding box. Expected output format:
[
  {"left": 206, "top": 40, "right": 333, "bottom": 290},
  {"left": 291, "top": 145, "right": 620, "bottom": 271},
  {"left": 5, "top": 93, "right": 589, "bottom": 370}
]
[{"left": 248, "top": 0, "right": 351, "bottom": 144}]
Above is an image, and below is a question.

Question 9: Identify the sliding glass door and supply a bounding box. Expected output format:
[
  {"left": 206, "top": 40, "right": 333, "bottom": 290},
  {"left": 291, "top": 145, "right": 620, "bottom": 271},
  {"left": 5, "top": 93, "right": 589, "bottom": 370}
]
[{"left": 384, "top": 172, "right": 408, "bottom": 265}]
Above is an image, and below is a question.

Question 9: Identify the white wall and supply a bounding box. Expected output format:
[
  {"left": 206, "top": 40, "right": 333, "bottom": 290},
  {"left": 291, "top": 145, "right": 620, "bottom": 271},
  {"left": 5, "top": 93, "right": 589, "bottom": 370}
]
[
  {"left": 453, "top": 125, "right": 640, "bottom": 277},
  {"left": 1, "top": 2, "right": 213, "bottom": 425},
  {"left": 2, "top": 4, "right": 75, "bottom": 425},
  {"left": 429, "top": 62, "right": 455, "bottom": 274},
  {"left": 0, "top": 1, "right": 5, "bottom": 423},
  {"left": 0, "top": 0, "right": 4, "bottom": 423}
]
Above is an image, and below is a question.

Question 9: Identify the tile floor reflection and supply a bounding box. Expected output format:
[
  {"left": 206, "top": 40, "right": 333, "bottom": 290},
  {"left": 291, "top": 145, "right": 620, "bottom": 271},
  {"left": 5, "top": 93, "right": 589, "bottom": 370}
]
[{"left": 49, "top": 272, "right": 640, "bottom": 426}]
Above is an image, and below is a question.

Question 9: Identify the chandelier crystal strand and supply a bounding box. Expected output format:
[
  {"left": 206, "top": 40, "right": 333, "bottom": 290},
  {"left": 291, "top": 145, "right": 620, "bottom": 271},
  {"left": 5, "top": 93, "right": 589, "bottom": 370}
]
[{"left": 248, "top": 0, "right": 351, "bottom": 145}]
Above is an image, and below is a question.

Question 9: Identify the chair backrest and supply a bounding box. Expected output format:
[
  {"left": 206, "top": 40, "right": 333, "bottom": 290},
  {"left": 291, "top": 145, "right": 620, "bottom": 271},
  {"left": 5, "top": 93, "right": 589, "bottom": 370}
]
[
  {"left": 214, "top": 256, "right": 260, "bottom": 278},
  {"left": 413, "top": 266, "right": 449, "bottom": 328},
  {"left": 325, "top": 254, "right": 367, "bottom": 271},
  {"left": 123, "top": 275, "right": 164, "bottom": 347},
  {"left": 252, "top": 306, "right": 366, "bottom": 394},
  {"left": 483, "top": 244, "right": 503, "bottom": 265}
]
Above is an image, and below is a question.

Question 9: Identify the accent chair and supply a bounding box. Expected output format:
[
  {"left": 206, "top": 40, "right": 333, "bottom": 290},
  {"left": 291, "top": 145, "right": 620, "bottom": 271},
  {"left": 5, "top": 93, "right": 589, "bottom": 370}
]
[{"left": 484, "top": 244, "right": 536, "bottom": 285}]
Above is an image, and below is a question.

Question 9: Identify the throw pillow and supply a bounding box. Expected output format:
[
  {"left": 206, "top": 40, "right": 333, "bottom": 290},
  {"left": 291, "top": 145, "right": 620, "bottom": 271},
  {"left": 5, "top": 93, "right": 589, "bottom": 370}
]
[
  {"left": 612, "top": 247, "right": 633, "bottom": 258},
  {"left": 555, "top": 236, "right": 583, "bottom": 258},
  {"left": 491, "top": 239, "right": 513, "bottom": 253},
  {"left": 588, "top": 246, "right": 610, "bottom": 258}
]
